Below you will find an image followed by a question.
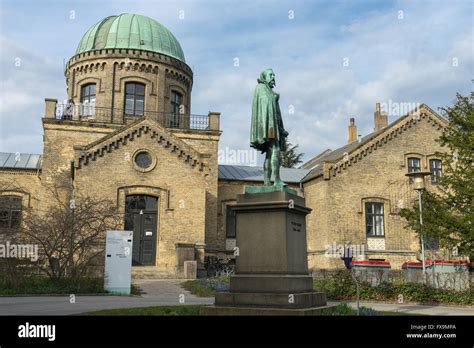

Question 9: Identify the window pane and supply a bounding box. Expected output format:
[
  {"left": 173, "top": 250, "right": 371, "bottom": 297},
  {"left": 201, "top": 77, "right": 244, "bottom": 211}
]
[
  {"left": 226, "top": 206, "right": 236, "bottom": 238},
  {"left": 375, "top": 215, "right": 383, "bottom": 235},
  {"left": 89, "top": 84, "right": 96, "bottom": 95},
  {"left": 145, "top": 196, "right": 157, "bottom": 211},
  {"left": 408, "top": 158, "right": 420, "bottom": 172},
  {"left": 125, "top": 98, "right": 134, "bottom": 114},
  {"left": 135, "top": 152, "right": 151, "bottom": 168},
  {"left": 430, "top": 160, "right": 442, "bottom": 183},
  {"left": 0, "top": 210, "right": 8, "bottom": 218},
  {"left": 135, "top": 102, "right": 144, "bottom": 115},
  {"left": 11, "top": 210, "right": 21, "bottom": 228},
  {"left": 0, "top": 196, "right": 22, "bottom": 229},
  {"left": 365, "top": 202, "right": 373, "bottom": 214},
  {"left": 375, "top": 203, "right": 383, "bottom": 214},
  {"left": 0, "top": 213, "right": 9, "bottom": 228},
  {"left": 135, "top": 84, "right": 145, "bottom": 95},
  {"left": 126, "top": 83, "right": 135, "bottom": 94}
]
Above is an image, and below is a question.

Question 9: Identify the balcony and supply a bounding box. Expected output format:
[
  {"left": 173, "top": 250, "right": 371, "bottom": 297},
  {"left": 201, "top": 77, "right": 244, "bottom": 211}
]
[{"left": 44, "top": 99, "right": 219, "bottom": 131}]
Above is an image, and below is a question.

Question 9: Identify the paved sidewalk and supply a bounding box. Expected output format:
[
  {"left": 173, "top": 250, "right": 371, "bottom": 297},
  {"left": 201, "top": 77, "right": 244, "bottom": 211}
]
[
  {"left": 334, "top": 301, "right": 474, "bottom": 316},
  {"left": 0, "top": 279, "right": 213, "bottom": 315},
  {"left": 0, "top": 279, "right": 471, "bottom": 316}
]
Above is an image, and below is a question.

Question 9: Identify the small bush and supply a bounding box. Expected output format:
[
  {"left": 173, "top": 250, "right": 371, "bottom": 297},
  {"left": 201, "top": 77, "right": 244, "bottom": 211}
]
[
  {"left": 313, "top": 271, "right": 473, "bottom": 305},
  {"left": 0, "top": 275, "right": 106, "bottom": 295},
  {"left": 182, "top": 277, "right": 230, "bottom": 297},
  {"left": 318, "top": 303, "right": 378, "bottom": 316}
]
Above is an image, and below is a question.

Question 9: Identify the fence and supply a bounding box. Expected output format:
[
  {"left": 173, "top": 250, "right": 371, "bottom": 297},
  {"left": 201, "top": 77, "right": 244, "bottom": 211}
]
[{"left": 55, "top": 103, "right": 211, "bottom": 130}]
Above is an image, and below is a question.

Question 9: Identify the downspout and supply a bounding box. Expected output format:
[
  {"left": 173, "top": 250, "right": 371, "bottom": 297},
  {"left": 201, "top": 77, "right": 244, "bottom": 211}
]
[{"left": 111, "top": 62, "right": 117, "bottom": 123}]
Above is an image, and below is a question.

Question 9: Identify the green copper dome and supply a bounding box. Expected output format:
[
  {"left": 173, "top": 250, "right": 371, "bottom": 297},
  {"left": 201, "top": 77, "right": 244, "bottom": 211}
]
[{"left": 75, "top": 13, "right": 186, "bottom": 62}]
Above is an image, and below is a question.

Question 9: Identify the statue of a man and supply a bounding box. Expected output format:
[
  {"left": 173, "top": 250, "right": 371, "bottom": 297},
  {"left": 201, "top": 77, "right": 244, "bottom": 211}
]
[{"left": 250, "top": 69, "right": 288, "bottom": 189}]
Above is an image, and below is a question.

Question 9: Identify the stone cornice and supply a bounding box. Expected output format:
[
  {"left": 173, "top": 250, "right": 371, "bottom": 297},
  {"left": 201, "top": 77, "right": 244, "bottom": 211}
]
[
  {"left": 73, "top": 117, "right": 210, "bottom": 173},
  {"left": 0, "top": 168, "right": 41, "bottom": 176},
  {"left": 66, "top": 48, "right": 193, "bottom": 84}
]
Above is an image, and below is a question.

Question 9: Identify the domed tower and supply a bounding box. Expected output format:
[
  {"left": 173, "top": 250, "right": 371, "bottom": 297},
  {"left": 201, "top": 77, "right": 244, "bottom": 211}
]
[
  {"left": 63, "top": 13, "right": 192, "bottom": 124},
  {"left": 42, "top": 14, "right": 221, "bottom": 277}
]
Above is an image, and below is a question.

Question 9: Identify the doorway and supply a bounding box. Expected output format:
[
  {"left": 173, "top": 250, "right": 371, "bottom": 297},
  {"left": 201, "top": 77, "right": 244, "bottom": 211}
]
[{"left": 124, "top": 195, "right": 158, "bottom": 266}]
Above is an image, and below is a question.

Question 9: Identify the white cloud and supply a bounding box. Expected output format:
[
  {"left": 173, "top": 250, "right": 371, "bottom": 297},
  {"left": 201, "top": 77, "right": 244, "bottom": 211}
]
[{"left": 0, "top": 0, "right": 471, "bottom": 165}]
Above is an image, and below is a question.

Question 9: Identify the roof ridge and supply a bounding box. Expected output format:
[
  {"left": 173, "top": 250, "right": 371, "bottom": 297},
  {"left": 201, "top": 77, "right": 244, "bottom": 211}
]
[{"left": 302, "top": 104, "right": 448, "bottom": 183}]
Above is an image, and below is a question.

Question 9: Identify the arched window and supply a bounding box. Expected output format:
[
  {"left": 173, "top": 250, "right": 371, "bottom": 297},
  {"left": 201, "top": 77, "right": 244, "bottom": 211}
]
[
  {"left": 124, "top": 83, "right": 145, "bottom": 116},
  {"left": 0, "top": 196, "right": 22, "bottom": 230},
  {"left": 80, "top": 83, "right": 96, "bottom": 116},
  {"left": 169, "top": 90, "right": 182, "bottom": 128}
]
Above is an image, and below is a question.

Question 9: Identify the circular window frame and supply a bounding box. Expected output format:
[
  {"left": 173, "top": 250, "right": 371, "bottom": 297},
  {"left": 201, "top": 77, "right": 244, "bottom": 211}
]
[{"left": 132, "top": 149, "right": 157, "bottom": 173}]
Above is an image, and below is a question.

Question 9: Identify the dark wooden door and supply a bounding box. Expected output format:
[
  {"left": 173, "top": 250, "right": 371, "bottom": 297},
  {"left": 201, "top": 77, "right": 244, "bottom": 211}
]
[{"left": 124, "top": 195, "right": 158, "bottom": 266}]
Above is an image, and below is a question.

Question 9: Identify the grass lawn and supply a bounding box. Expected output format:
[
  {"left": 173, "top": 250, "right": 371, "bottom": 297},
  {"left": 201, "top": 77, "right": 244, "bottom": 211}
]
[
  {"left": 79, "top": 303, "right": 414, "bottom": 316},
  {"left": 81, "top": 305, "right": 203, "bottom": 316},
  {"left": 181, "top": 277, "right": 229, "bottom": 297}
]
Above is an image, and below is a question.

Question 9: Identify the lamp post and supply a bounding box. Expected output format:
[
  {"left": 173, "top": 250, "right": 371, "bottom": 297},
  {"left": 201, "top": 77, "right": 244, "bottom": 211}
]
[
  {"left": 341, "top": 242, "right": 359, "bottom": 316},
  {"left": 405, "top": 171, "right": 431, "bottom": 279}
]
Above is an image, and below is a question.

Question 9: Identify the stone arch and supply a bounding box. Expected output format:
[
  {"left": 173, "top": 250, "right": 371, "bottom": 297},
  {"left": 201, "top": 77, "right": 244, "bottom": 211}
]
[
  {"left": 118, "top": 75, "right": 155, "bottom": 94},
  {"left": 74, "top": 76, "right": 102, "bottom": 99},
  {"left": 0, "top": 190, "right": 31, "bottom": 208},
  {"left": 116, "top": 185, "right": 169, "bottom": 216}
]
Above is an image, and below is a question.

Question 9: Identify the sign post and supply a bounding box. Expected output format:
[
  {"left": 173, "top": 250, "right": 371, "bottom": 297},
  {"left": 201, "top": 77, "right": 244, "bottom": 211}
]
[{"left": 104, "top": 230, "right": 133, "bottom": 294}]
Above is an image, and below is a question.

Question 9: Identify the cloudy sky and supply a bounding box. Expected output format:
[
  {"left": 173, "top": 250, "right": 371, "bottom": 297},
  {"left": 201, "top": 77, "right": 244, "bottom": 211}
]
[{"left": 0, "top": 0, "right": 472, "bottom": 165}]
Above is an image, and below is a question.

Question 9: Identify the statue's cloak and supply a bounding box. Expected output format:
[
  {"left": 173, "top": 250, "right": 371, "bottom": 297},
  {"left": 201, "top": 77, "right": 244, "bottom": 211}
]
[{"left": 250, "top": 78, "right": 286, "bottom": 152}]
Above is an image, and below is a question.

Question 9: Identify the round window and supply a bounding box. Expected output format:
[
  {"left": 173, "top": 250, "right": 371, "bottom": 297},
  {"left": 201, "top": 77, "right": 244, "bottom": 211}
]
[{"left": 134, "top": 151, "right": 152, "bottom": 169}]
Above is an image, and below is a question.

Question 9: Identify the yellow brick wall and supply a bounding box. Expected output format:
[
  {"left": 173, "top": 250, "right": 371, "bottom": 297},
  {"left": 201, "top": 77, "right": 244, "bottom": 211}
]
[
  {"left": 304, "top": 115, "right": 447, "bottom": 270},
  {"left": 73, "top": 129, "right": 208, "bottom": 276}
]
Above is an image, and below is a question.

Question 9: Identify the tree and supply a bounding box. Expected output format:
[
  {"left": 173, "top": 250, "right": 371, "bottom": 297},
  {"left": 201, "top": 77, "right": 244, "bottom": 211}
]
[
  {"left": 280, "top": 137, "right": 304, "bottom": 168},
  {"left": 18, "top": 179, "right": 122, "bottom": 282},
  {"left": 400, "top": 92, "right": 474, "bottom": 258}
]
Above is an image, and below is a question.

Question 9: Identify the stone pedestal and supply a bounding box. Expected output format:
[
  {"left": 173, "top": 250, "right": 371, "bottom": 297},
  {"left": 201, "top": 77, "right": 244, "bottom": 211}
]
[{"left": 201, "top": 191, "right": 327, "bottom": 315}]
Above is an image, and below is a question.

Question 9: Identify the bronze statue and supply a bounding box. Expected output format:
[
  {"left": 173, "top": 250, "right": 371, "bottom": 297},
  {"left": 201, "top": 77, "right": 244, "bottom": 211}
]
[{"left": 250, "top": 69, "right": 288, "bottom": 189}]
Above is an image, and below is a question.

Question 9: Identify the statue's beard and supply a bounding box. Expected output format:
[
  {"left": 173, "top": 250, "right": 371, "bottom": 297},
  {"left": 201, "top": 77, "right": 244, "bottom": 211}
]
[{"left": 268, "top": 80, "right": 275, "bottom": 88}]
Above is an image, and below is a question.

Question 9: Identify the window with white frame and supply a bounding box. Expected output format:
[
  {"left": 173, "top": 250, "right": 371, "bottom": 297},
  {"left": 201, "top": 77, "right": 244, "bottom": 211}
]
[
  {"left": 365, "top": 202, "right": 384, "bottom": 237},
  {"left": 429, "top": 159, "right": 442, "bottom": 183},
  {"left": 407, "top": 157, "right": 421, "bottom": 183}
]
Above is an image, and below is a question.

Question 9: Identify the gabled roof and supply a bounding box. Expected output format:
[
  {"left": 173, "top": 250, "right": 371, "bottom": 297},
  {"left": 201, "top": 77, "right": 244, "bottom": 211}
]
[
  {"left": 299, "top": 148, "right": 332, "bottom": 170},
  {"left": 74, "top": 116, "right": 210, "bottom": 172},
  {"left": 301, "top": 104, "right": 448, "bottom": 183},
  {"left": 0, "top": 152, "right": 42, "bottom": 170},
  {"left": 218, "top": 164, "right": 309, "bottom": 183}
]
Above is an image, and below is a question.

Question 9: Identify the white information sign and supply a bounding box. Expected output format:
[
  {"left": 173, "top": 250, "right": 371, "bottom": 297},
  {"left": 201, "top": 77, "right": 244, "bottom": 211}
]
[{"left": 104, "top": 230, "right": 133, "bottom": 294}]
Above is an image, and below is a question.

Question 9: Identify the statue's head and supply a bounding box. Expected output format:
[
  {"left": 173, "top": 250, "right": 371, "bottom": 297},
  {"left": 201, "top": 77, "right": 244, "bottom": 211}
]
[{"left": 259, "top": 69, "right": 276, "bottom": 88}]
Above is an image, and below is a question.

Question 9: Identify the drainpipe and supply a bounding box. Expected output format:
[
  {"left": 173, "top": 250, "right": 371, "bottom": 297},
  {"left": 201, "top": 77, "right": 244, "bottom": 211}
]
[{"left": 111, "top": 63, "right": 117, "bottom": 123}]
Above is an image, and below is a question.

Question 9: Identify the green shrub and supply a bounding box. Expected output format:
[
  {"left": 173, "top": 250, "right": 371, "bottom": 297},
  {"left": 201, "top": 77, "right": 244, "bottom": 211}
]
[
  {"left": 318, "top": 303, "right": 378, "bottom": 316},
  {"left": 312, "top": 271, "right": 473, "bottom": 305},
  {"left": 0, "top": 275, "right": 106, "bottom": 295}
]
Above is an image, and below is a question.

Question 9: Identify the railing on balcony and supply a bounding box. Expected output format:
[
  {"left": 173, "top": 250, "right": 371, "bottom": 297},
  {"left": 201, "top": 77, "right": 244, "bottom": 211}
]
[{"left": 54, "top": 103, "right": 211, "bottom": 131}]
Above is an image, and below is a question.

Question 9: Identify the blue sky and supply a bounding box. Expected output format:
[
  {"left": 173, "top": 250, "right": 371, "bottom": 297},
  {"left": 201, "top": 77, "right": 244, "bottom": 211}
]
[{"left": 0, "top": 0, "right": 472, "bottom": 164}]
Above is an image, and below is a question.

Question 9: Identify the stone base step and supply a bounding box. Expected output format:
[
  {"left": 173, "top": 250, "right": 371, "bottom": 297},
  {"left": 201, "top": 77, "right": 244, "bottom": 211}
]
[
  {"left": 132, "top": 266, "right": 172, "bottom": 279},
  {"left": 200, "top": 304, "right": 336, "bottom": 316},
  {"left": 215, "top": 291, "right": 326, "bottom": 309}
]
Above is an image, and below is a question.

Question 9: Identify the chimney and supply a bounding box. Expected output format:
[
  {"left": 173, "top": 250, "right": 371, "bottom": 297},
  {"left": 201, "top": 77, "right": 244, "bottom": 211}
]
[
  {"left": 348, "top": 117, "right": 357, "bottom": 144},
  {"left": 374, "top": 102, "right": 388, "bottom": 131}
]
